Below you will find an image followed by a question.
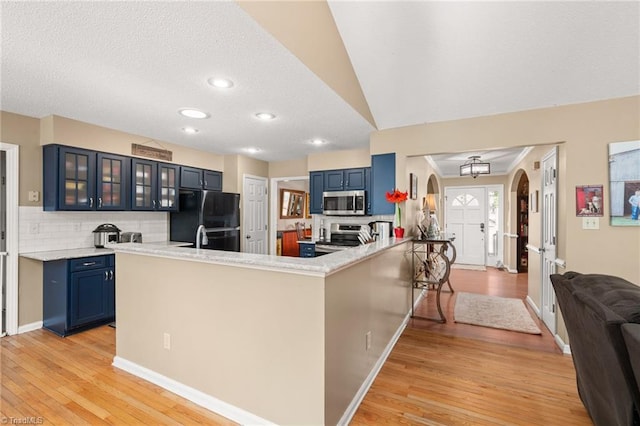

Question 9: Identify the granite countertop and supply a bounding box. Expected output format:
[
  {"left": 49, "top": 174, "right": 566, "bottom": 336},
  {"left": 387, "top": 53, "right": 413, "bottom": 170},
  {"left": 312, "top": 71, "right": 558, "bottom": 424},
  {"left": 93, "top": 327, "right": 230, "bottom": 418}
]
[
  {"left": 20, "top": 241, "right": 192, "bottom": 261},
  {"left": 113, "top": 237, "right": 411, "bottom": 277}
]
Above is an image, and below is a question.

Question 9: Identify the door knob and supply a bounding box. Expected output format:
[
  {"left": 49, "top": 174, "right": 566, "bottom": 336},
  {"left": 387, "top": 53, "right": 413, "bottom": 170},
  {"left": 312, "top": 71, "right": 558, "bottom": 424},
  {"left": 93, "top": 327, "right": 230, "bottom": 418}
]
[
  {"left": 480, "top": 223, "right": 485, "bottom": 232},
  {"left": 246, "top": 235, "right": 251, "bottom": 239}
]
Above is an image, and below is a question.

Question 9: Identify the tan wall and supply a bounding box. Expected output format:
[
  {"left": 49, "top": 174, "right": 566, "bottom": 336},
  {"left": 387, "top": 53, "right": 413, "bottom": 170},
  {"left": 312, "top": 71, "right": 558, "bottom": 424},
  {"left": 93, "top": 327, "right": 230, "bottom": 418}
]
[
  {"left": 115, "top": 253, "right": 326, "bottom": 425},
  {"left": 308, "top": 148, "right": 370, "bottom": 171},
  {"left": 0, "top": 111, "right": 42, "bottom": 206},
  {"left": 370, "top": 96, "right": 640, "bottom": 284},
  {"left": 268, "top": 157, "right": 308, "bottom": 178},
  {"left": 324, "top": 242, "right": 411, "bottom": 425},
  {"left": 18, "top": 258, "right": 43, "bottom": 325},
  {"left": 404, "top": 156, "right": 439, "bottom": 237}
]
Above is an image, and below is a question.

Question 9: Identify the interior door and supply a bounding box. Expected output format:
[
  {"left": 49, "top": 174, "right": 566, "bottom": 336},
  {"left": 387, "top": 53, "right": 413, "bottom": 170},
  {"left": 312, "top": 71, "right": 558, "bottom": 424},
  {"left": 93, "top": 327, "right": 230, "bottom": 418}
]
[
  {"left": 0, "top": 151, "right": 5, "bottom": 334},
  {"left": 541, "top": 147, "right": 558, "bottom": 333},
  {"left": 243, "top": 176, "right": 268, "bottom": 254},
  {"left": 444, "top": 187, "right": 487, "bottom": 265}
]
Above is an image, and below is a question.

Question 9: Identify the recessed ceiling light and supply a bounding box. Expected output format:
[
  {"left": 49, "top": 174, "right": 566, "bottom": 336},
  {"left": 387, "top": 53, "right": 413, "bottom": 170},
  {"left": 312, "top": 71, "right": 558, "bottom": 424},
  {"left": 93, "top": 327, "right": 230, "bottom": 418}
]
[
  {"left": 207, "top": 77, "right": 234, "bottom": 89},
  {"left": 182, "top": 127, "right": 199, "bottom": 134},
  {"left": 178, "top": 108, "right": 210, "bottom": 119},
  {"left": 310, "top": 138, "right": 327, "bottom": 146},
  {"left": 244, "top": 147, "right": 261, "bottom": 154},
  {"left": 255, "top": 112, "right": 276, "bottom": 121}
]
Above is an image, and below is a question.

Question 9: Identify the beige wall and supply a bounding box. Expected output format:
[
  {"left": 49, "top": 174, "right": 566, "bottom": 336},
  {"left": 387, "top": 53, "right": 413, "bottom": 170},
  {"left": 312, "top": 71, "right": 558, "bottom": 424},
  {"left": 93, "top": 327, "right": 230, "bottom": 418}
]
[
  {"left": 116, "top": 253, "right": 326, "bottom": 425},
  {"left": 115, "top": 241, "right": 411, "bottom": 425},
  {"left": 371, "top": 96, "right": 640, "bottom": 285},
  {"left": 324, "top": 242, "right": 411, "bottom": 425},
  {"left": 18, "top": 258, "right": 43, "bottom": 326},
  {"left": 1, "top": 111, "right": 42, "bottom": 207},
  {"left": 308, "top": 147, "right": 370, "bottom": 171},
  {"left": 268, "top": 157, "right": 308, "bottom": 178}
]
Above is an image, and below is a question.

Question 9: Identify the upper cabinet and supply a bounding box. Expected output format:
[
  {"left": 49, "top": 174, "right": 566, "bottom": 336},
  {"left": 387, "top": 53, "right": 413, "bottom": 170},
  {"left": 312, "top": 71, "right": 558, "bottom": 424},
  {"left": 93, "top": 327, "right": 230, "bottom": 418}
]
[
  {"left": 309, "top": 171, "right": 324, "bottom": 214},
  {"left": 96, "top": 152, "right": 130, "bottom": 210},
  {"left": 44, "top": 145, "right": 129, "bottom": 211},
  {"left": 323, "top": 168, "right": 366, "bottom": 191},
  {"left": 180, "top": 166, "right": 222, "bottom": 191},
  {"left": 44, "top": 144, "right": 222, "bottom": 212},
  {"left": 131, "top": 159, "right": 179, "bottom": 211},
  {"left": 370, "top": 153, "right": 396, "bottom": 215}
]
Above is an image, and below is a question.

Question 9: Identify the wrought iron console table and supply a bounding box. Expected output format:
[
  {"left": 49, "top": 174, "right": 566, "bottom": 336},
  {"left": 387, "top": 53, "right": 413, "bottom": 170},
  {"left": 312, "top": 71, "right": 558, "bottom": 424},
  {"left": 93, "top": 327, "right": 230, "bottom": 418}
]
[{"left": 411, "top": 235, "right": 456, "bottom": 323}]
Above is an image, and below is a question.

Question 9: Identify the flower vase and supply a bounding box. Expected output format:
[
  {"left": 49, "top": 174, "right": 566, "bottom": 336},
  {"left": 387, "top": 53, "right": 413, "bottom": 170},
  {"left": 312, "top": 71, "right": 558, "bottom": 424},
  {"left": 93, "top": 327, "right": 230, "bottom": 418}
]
[{"left": 394, "top": 227, "right": 405, "bottom": 238}]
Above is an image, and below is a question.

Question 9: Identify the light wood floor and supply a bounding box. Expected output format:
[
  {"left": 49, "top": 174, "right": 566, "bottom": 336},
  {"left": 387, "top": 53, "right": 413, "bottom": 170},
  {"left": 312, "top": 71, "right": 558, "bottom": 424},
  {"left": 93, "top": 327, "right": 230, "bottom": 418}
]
[{"left": 0, "top": 268, "right": 591, "bottom": 425}]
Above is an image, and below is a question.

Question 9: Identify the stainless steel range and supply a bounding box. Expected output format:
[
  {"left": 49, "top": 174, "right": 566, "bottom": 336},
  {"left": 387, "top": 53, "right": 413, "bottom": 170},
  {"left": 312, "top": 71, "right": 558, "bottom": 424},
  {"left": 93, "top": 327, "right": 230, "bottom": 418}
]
[{"left": 315, "top": 223, "right": 368, "bottom": 255}]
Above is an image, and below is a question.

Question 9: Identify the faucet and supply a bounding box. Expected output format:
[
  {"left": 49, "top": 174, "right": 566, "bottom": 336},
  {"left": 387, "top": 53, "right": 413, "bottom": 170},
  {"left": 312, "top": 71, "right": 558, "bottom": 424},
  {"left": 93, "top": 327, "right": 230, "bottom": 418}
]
[{"left": 195, "top": 225, "right": 208, "bottom": 249}]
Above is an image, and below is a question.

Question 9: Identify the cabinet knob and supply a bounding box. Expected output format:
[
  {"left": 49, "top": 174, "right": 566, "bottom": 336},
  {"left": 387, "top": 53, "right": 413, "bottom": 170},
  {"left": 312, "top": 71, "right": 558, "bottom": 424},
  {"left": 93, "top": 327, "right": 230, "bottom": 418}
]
[
  {"left": 109, "top": 270, "right": 114, "bottom": 280},
  {"left": 204, "top": 181, "right": 208, "bottom": 186},
  {"left": 152, "top": 200, "right": 157, "bottom": 209},
  {"left": 89, "top": 197, "right": 94, "bottom": 208},
  {"left": 105, "top": 271, "right": 109, "bottom": 280},
  {"left": 98, "top": 197, "right": 103, "bottom": 209}
]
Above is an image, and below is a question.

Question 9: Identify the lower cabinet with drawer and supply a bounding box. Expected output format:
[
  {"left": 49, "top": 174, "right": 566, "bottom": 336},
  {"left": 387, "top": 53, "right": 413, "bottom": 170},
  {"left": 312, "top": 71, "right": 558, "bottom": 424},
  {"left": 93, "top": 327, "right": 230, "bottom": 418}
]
[
  {"left": 43, "top": 254, "right": 115, "bottom": 336},
  {"left": 299, "top": 242, "right": 316, "bottom": 258}
]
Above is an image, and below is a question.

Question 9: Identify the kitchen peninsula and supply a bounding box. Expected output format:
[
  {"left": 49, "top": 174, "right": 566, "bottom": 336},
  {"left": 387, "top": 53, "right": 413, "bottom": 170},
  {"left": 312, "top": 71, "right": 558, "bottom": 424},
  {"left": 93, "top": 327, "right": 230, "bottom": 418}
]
[{"left": 112, "top": 238, "right": 411, "bottom": 425}]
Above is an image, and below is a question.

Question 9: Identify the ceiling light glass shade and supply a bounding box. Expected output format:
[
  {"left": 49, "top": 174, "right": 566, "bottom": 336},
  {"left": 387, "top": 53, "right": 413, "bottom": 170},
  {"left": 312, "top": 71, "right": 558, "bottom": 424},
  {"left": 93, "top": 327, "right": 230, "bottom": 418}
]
[
  {"left": 255, "top": 112, "right": 276, "bottom": 120},
  {"left": 460, "top": 156, "right": 490, "bottom": 178},
  {"left": 178, "top": 108, "right": 210, "bottom": 119},
  {"left": 207, "top": 77, "right": 234, "bottom": 89}
]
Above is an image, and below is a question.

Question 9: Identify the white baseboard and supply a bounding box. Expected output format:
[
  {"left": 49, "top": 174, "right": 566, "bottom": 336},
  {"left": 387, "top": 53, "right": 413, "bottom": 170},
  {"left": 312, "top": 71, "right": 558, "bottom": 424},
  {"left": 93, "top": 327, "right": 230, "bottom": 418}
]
[
  {"left": 507, "top": 267, "right": 518, "bottom": 274},
  {"left": 112, "top": 356, "right": 275, "bottom": 426},
  {"left": 526, "top": 296, "right": 541, "bottom": 318},
  {"left": 554, "top": 334, "right": 571, "bottom": 355},
  {"left": 337, "top": 304, "right": 414, "bottom": 426},
  {"left": 18, "top": 321, "right": 42, "bottom": 334},
  {"left": 452, "top": 264, "right": 486, "bottom": 271}
]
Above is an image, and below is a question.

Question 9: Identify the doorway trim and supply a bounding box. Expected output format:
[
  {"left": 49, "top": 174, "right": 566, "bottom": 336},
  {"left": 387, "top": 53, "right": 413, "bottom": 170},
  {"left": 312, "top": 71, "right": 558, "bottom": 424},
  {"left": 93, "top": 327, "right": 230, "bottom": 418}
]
[
  {"left": 0, "top": 142, "right": 19, "bottom": 336},
  {"left": 269, "top": 176, "right": 308, "bottom": 255}
]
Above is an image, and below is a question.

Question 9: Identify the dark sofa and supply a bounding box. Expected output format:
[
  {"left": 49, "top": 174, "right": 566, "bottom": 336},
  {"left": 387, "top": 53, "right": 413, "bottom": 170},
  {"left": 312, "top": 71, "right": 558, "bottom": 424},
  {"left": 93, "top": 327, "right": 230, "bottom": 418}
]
[{"left": 550, "top": 271, "right": 640, "bottom": 426}]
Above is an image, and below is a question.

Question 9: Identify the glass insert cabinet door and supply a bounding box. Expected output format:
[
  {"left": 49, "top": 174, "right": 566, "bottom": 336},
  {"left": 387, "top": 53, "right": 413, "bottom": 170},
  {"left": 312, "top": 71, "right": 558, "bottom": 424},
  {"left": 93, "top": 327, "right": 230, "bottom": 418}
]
[
  {"left": 132, "top": 159, "right": 156, "bottom": 210},
  {"left": 62, "top": 147, "right": 95, "bottom": 210},
  {"left": 157, "top": 164, "right": 178, "bottom": 210},
  {"left": 96, "top": 153, "right": 129, "bottom": 210}
]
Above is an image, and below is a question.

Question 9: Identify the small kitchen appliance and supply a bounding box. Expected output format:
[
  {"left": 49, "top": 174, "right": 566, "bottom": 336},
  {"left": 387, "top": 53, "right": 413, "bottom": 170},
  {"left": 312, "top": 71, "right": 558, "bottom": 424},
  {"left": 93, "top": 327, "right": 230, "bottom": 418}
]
[
  {"left": 93, "top": 223, "right": 121, "bottom": 248},
  {"left": 369, "top": 220, "right": 393, "bottom": 240},
  {"left": 120, "top": 232, "right": 143, "bottom": 243}
]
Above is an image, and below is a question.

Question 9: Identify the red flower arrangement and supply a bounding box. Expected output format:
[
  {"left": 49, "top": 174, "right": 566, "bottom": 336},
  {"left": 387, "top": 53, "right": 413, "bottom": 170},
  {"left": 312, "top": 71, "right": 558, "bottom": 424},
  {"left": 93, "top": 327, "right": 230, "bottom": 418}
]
[{"left": 386, "top": 189, "right": 408, "bottom": 230}]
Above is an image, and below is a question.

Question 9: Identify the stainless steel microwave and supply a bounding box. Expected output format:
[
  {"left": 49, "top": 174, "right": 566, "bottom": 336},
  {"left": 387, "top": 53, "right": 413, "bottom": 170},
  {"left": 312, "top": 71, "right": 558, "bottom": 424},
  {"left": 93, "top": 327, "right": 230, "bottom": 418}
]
[{"left": 322, "top": 190, "right": 366, "bottom": 216}]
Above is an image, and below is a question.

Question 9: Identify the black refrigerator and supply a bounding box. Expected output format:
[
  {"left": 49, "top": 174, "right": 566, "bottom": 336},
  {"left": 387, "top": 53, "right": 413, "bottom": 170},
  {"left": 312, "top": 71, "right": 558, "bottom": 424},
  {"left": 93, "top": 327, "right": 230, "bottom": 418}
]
[{"left": 170, "top": 190, "right": 241, "bottom": 252}]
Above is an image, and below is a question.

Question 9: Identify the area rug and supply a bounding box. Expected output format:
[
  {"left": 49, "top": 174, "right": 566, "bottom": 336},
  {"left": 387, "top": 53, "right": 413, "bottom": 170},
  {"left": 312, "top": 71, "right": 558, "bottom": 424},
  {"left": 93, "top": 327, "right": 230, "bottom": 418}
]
[{"left": 454, "top": 292, "right": 541, "bottom": 334}]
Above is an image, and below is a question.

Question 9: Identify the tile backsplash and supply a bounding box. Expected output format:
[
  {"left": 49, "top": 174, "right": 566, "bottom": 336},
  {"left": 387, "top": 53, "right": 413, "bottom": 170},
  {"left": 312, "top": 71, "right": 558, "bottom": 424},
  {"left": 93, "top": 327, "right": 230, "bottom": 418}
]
[{"left": 19, "top": 206, "right": 169, "bottom": 253}]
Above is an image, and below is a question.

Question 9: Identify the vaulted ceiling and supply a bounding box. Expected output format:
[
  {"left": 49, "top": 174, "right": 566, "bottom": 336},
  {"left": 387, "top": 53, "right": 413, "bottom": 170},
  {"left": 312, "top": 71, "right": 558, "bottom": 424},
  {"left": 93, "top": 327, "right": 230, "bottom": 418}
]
[{"left": 2, "top": 1, "right": 638, "bottom": 164}]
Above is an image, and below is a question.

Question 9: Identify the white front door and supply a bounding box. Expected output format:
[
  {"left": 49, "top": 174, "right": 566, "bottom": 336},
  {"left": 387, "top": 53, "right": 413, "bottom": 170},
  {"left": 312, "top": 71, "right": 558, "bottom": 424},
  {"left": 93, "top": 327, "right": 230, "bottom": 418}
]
[
  {"left": 541, "top": 147, "right": 558, "bottom": 333},
  {"left": 242, "top": 175, "right": 268, "bottom": 254},
  {"left": 444, "top": 187, "right": 487, "bottom": 265}
]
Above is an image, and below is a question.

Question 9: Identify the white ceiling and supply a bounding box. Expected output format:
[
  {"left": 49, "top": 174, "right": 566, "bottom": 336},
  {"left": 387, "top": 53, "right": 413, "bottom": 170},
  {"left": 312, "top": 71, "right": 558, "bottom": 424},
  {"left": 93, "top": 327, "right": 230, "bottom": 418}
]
[{"left": 2, "top": 1, "right": 638, "bottom": 166}]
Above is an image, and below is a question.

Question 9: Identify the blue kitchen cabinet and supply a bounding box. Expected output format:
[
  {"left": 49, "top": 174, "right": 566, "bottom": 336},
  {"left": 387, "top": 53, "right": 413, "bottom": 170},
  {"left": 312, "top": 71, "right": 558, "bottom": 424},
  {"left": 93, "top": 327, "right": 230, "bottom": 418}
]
[
  {"left": 323, "top": 168, "right": 366, "bottom": 191},
  {"left": 180, "top": 167, "right": 222, "bottom": 191},
  {"left": 44, "top": 255, "right": 115, "bottom": 337},
  {"left": 309, "top": 171, "right": 325, "bottom": 214},
  {"left": 96, "top": 152, "right": 130, "bottom": 210},
  {"left": 44, "top": 145, "right": 130, "bottom": 211},
  {"left": 44, "top": 145, "right": 96, "bottom": 211},
  {"left": 132, "top": 159, "right": 179, "bottom": 211},
  {"left": 299, "top": 242, "right": 316, "bottom": 258},
  {"left": 370, "top": 153, "right": 396, "bottom": 215}
]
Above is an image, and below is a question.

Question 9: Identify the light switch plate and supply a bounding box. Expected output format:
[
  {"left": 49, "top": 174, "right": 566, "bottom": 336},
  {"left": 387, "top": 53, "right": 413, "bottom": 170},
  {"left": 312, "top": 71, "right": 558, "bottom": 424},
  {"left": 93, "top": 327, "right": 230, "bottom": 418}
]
[
  {"left": 28, "top": 190, "right": 40, "bottom": 202},
  {"left": 582, "top": 217, "right": 599, "bottom": 230}
]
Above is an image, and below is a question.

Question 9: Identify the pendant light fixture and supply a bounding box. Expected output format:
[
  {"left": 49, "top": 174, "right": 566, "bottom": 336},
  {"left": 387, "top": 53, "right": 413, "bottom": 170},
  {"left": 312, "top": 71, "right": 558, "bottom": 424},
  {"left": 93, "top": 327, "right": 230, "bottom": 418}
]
[{"left": 460, "top": 155, "right": 490, "bottom": 178}]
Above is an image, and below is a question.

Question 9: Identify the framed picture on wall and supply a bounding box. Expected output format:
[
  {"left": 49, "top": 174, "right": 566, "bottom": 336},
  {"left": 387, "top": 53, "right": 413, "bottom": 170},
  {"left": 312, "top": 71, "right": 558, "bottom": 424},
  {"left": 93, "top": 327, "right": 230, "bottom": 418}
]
[
  {"left": 608, "top": 140, "right": 640, "bottom": 226},
  {"left": 575, "top": 185, "right": 603, "bottom": 217},
  {"left": 410, "top": 173, "right": 418, "bottom": 200}
]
